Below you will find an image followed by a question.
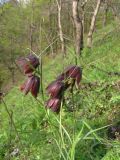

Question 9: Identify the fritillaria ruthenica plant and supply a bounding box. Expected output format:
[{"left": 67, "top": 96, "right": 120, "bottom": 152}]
[
  {"left": 46, "top": 65, "right": 82, "bottom": 113},
  {"left": 17, "top": 54, "right": 40, "bottom": 75},
  {"left": 17, "top": 54, "right": 82, "bottom": 113},
  {"left": 20, "top": 75, "right": 40, "bottom": 98},
  {"left": 57, "top": 65, "right": 82, "bottom": 86},
  {"left": 17, "top": 54, "right": 40, "bottom": 98},
  {"left": 46, "top": 98, "right": 61, "bottom": 113}
]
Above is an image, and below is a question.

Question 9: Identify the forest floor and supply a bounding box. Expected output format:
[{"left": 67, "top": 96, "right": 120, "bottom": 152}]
[{"left": 0, "top": 22, "right": 120, "bottom": 160}]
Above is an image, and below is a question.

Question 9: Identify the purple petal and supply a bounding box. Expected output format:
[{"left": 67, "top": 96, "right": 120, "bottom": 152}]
[
  {"left": 76, "top": 71, "right": 82, "bottom": 86},
  {"left": 46, "top": 98, "right": 61, "bottom": 113},
  {"left": 31, "top": 76, "right": 40, "bottom": 98},
  {"left": 20, "top": 76, "right": 34, "bottom": 95},
  {"left": 16, "top": 54, "right": 39, "bottom": 74},
  {"left": 46, "top": 81, "right": 64, "bottom": 98}
]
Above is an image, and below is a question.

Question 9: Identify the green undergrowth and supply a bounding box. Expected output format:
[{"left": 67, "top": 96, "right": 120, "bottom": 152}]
[{"left": 0, "top": 22, "right": 120, "bottom": 160}]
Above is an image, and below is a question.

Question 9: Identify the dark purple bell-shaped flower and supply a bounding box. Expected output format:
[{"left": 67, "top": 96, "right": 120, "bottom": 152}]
[
  {"left": 31, "top": 76, "right": 40, "bottom": 98},
  {"left": 46, "top": 98, "right": 61, "bottom": 113},
  {"left": 57, "top": 65, "right": 82, "bottom": 86},
  {"left": 20, "top": 76, "right": 34, "bottom": 95},
  {"left": 46, "top": 80, "right": 65, "bottom": 98},
  {"left": 20, "top": 75, "right": 40, "bottom": 98},
  {"left": 17, "top": 54, "right": 40, "bottom": 75}
]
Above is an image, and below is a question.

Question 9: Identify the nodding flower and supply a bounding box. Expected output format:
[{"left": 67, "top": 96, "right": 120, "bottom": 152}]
[
  {"left": 46, "top": 98, "right": 61, "bottom": 113},
  {"left": 57, "top": 65, "right": 82, "bottom": 87},
  {"left": 46, "top": 80, "right": 65, "bottom": 98},
  {"left": 20, "top": 75, "right": 40, "bottom": 98},
  {"left": 46, "top": 65, "right": 82, "bottom": 113},
  {"left": 17, "top": 54, "right": 40, "bottom": 75}
]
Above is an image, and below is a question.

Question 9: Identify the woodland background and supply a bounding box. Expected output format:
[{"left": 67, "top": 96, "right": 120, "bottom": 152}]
[{"left": 0, "top": 0, "right": 120, "bottom": 160}]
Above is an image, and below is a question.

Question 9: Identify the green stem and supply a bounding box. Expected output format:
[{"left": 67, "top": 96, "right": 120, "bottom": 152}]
[
  {"left": 71, "top": 89, "right": 76, "bottom": 141},
  {"left": 2, "top": 99, "right": 25, "bottom": 160},
  {"left": 40, "top": 57, "right": 44, "bottom": 101},
  {"left": 59, "top": 100, "right": 64, "bottom": 159},
  {"left": 2, "top": 99, "right": 21, "bottom": 142}
]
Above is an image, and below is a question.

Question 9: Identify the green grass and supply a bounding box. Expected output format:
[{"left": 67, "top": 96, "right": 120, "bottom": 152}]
[{"left": 0, "top": 22, "right": 120, "bottom": 160}]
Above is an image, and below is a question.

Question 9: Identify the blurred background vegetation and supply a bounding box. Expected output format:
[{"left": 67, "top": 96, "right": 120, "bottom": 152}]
[{"left": 0, "top": 0, "right": 120, "bottom": 160}]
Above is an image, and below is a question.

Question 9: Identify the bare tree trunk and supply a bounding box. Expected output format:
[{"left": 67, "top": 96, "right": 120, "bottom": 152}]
[
  {"left": 56, "top": 0, "right": 66, "bottom": 56},
  {"left": 108, "top": 0, "right": 120, "bottom": 22},
  {"left": 81, "top": 0, "right": 88, "bottom": 34},
  {"left": 30, "top": 24, "right": 34, "bottom": 51},
  {"left": 29, "top": 0, "right": 35, "bottom": 51},
  {"left": 54, "top": 11, "right": 58, "bottom": 55},
  {"left": 111, "top": 6, "right": 120, "bottom": 22},
  {"left": 48, "top": 0, "right": 54, "bottom": 56},
  {"left": 103, "top": 0, "right": 108, "bottom": 27},
  {"left": 72, "top": 0, "right": 83, "bottom": 55},
  {"left": 87, "top": 0, "right": 102, "bottom": 48}
]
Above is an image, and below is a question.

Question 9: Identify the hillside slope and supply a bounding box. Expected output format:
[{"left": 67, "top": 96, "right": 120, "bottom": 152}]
[{"left": 0, "top": 22, "right": 120, "bottom": 160}]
